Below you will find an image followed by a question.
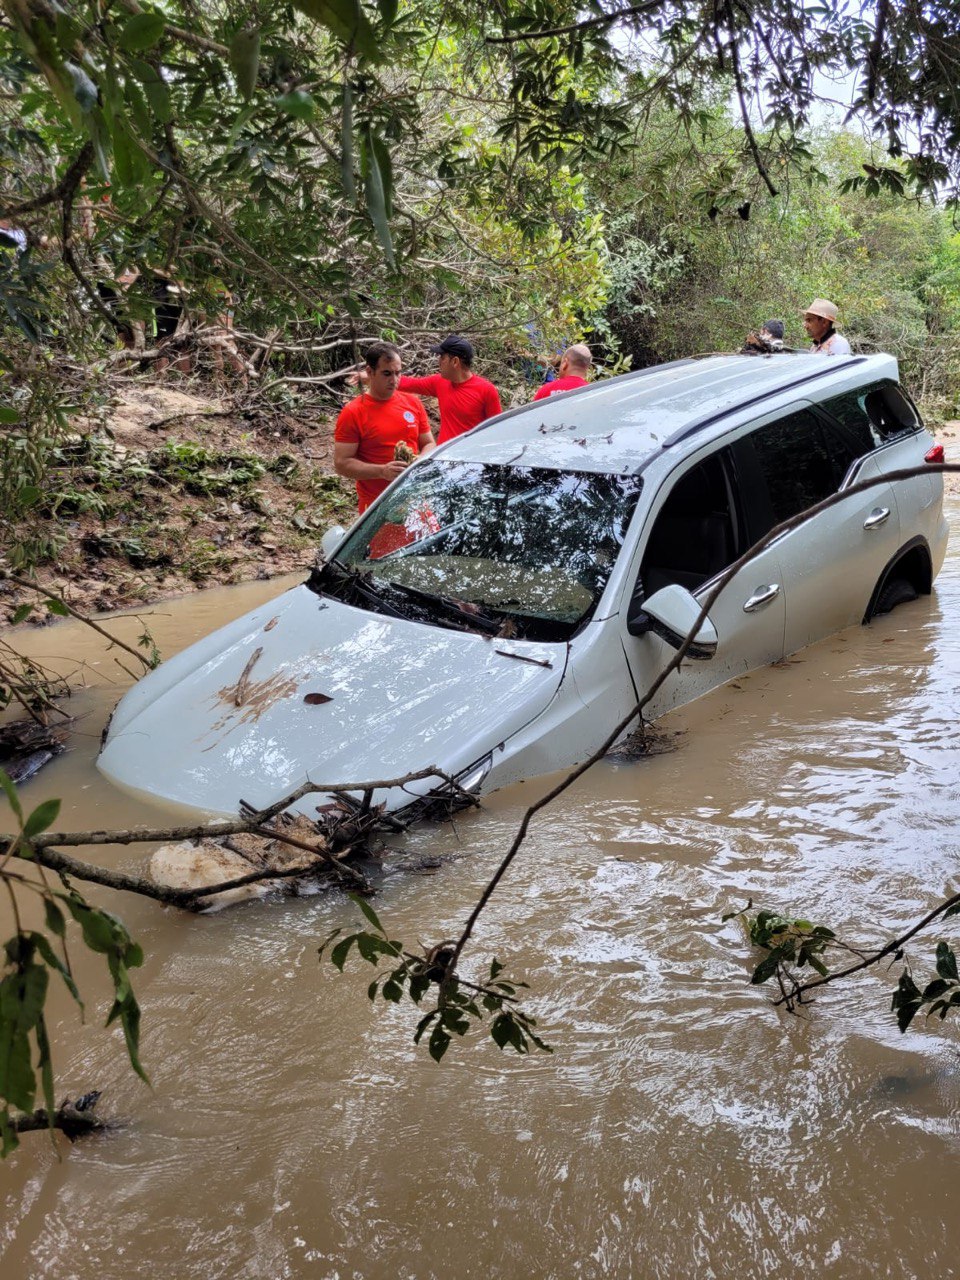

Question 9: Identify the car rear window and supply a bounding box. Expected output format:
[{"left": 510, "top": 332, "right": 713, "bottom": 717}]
[{"left": 819, "top": 380, "right": 920, "bottom": 447}]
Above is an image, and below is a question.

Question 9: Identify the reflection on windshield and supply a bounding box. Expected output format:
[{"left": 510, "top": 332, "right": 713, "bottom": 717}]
[{"left": 316, "top": 459, "right": 643, "bottom": 641}]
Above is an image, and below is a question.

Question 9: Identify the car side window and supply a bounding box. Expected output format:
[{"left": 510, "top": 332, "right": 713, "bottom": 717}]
[
  {"left": 746, "top": 410, "right": 837, "bottom": 526},
  {"left": 819, "top": 380, "right": 920, "bottom": 448},
  {"left": 639, "top": 449, "right": 740, "bottom": 598}
]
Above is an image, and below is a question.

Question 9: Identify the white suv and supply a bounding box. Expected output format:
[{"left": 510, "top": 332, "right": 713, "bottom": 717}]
[{"left": 98, "top": 353, "right": 948, "bottom": 817}]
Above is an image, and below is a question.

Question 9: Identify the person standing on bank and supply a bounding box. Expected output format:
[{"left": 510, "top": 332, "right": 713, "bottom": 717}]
[
  {"left": 803, "top": 299, "right": 852, "bottom": 355},
  {"left": 334, "top": 341, "right": 435, "bottom": 512},
  {"left": 533, "top": 344, "right": 593, "bottom": 400},
  {"left": 396, "top": 335, "right": 502, "bottom": 443}
]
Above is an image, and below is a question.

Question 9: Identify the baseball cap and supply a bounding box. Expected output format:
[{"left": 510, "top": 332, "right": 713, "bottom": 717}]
[
  {"left": 803, "top": 298, "right": 839, "bottom": 321},
  {"left": 430, "top": 334, "right": 475, "bottom": 362}
]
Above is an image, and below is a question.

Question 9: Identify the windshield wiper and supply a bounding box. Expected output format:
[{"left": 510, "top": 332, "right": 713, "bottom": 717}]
[
  {"left": 378, "top": 579, "right": 503, "bottom": 635},
  {"left": 321, "top": 560, "right": 410, "bottom": 620}
]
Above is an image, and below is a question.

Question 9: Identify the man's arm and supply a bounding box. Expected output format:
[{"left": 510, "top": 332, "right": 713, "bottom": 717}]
[
  {"left": 418, "top": 431, "right": 436, "bottom": 456},
  {"left": 398, "top": 374, "right": 441, "bottom": 397},
  {"left": 334, "top": 440, "right": 407, "bottom": 483},
  {"left": 485, "top": 383, "right": 503, "bottom": 415}
]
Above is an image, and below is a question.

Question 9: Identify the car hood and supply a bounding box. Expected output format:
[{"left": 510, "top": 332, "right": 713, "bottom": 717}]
[{"left": 97, "top": 583, "right": 566, "bottom": 817}]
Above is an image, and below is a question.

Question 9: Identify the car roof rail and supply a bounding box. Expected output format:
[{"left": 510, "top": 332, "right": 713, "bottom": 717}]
[{"left": 660, "top": 356, "right": 868, "bottom": 450}]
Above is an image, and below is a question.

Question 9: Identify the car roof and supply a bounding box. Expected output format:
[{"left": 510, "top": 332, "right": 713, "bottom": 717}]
[{"left": 438, "top": 352, "right": 900, "bottom": 475}]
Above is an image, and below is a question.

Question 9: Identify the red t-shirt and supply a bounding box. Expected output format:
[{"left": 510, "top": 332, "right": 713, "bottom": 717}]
[
  {"left": 533, "top": 375, "right": 589, "bottom": 400},
  {"left": 397, "top": 374, "right": 502, "bottom": 444},
  {"left": 334, "top": 392, "right": 429, "bottom": 511}
]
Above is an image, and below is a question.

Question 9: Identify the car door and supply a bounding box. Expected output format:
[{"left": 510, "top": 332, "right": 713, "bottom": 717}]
[
  {"left": 618, "top": 444, "right": 786, "bottom": 720},
  {"left": 730, "top": 402, "right": 902, "bottom": 656}
]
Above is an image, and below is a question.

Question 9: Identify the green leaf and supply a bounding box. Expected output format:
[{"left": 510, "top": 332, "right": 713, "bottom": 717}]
[
  {"left": 276, "top": 89, "right": 315, "bottom": 119},
  {"left": 413, "top": 1010, "right": 436, "bottom": 1044},
  {"left": 118, "top": 12, "right": 166, "bottom": 53},
  {"left": 349, "top": 893, "right": 385, "bottom": 935},
  {"left": 0, "top": 406, "right": 19, "bottom": 424},
  {"left": 130, "top": 58, "right": 172, "bottom": 124},
  {"left": 22, "top": 798, "right": 61, "bottom": 841},
  {"left": 292, "top": 0, "right": 381, "bottom": 63},
  {"left": 0, "top": 1110, "right": 18, "bottom": 1158},
  {"left": 378, "top": 0, "right": 399, "bottom": 26},
  {"left": 229, "top": 27, "right": 260, "bottom": 100},
  {"left": 329, "top": 934, "right": 356, "bottom": 972},
  {"left": 11, "top": 606, "right": 34, "bottom": 629},
  {"left": 428, "top": 1023, "right": 451, "bottom": 1062},
  {"left": 490, "top": 1012, "right": 521, "bottom": 1051},
  {"left": 409, "top": 972, "right": 430, "bottom": 1003},
  {"left": 0, "top": 768, "right": 23, "bottom": 823},
  {"left": 356, "top": 933, "right": 384, "bottom": 964},
  {"left": 369, "top": 133, "right": 393, "bottom": 218},
  {"left": 45, "top": 598, "right": 69, "bottom": 617},
  {"left": 30, "top": 931, "right": 81, "bottom": 1006},
  {"left": 382, "top": 980, "right": 403, "bottom": 1002},
  {"left": 0, "top": 962, "right": 49, "bottom": 1111},
  {"left": 66, "top": 902, "right": 117, "bottom": 955},
  {"left": 362, "top": 133, "right": 395, "bottom": 268},
  {"left": 750, "top": 952, "right": 782, "bottom": 985},
  {"left": 114, "top": 994, "right": 148, "bottom": 1084},
  {"left": 42, "top": 901, "right": 66, "bottom": 940},
  {"left": 936, "top": 941, "right": 959, "bottom": 982},
  {"left": 34, "top": 1013, "right": 56, "bottom": 1139}
]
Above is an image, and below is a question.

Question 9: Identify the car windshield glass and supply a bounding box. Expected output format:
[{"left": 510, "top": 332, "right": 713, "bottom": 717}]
[{"left": 317, "top": 459, "right": 643, "bottom": 641}]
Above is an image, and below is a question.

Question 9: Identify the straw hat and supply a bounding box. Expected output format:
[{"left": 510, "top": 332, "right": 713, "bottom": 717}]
[{"left": 803, "top": 298, "right": 839, "bottom": 321}]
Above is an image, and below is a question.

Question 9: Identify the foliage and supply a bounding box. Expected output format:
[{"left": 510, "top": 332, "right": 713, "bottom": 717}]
[
  {"left": 728, "top": 894, "right": 960, "bottom": 1036},
  {"left": 0, "top": 767, "right": 146, "bottom": 1156},
  {"left": 319, "top": 894, "right": 552, "bottom": 1061}
]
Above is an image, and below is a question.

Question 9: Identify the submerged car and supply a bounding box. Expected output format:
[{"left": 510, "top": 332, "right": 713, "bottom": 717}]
[{"left": 98, "top": 353, "right": 948, "bottom": 819}]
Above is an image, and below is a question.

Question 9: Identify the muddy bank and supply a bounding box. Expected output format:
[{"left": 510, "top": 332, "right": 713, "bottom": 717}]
[{"left": 3, "top": 382, "right": 355, "bottom": 621}]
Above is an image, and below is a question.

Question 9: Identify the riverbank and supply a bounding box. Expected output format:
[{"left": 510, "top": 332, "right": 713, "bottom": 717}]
[{"left": 2, "top": 382, "right": 355, "bottom": 621}]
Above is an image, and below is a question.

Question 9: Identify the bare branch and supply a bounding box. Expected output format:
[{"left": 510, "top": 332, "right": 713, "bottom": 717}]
[{"left": 486, "top": 0, "right": 665, "bottom": 45}]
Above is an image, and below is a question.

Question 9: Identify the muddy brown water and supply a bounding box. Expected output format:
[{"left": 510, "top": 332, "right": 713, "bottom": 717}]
[{"left": 2, "top": 502, "right": 960, "bottom": 1280}]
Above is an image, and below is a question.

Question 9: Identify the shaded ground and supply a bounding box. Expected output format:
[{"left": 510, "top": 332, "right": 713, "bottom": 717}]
[{"left": 3, "top": 383, "right": 355, "bottom": 619}]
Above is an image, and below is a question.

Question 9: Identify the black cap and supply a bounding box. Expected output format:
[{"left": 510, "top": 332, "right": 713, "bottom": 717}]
[
  {"left": 429, "top": 334, "right": 474, "bottom": 362},
  {"left": 762, "top": 319, "right": 784, "bottom": 340}
]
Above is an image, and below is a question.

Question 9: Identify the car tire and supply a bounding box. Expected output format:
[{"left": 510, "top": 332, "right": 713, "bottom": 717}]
[{"left": 873, "top": 575, "right": 918, "bottom": 616}]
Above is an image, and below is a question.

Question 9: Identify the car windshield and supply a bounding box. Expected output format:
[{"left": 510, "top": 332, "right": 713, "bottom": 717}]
[{"left": 313, "top": 459, "right": 644, "bottom": 642}]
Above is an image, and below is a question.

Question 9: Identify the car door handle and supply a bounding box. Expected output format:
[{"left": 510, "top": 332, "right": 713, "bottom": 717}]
[
  {"left": 743, "top": 583, "right": 781, "bottom": 613},
  {"left": 863, "top": 506, "right": 891, "bottom": 530}
]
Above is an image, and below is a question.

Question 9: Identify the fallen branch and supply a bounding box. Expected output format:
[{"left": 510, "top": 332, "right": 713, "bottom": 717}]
[
  {"left": 2, "top": 571, "right": 156, "bottom": 673},
  {"left": 2, "top": 768, "right": 475, "bottom": 905},
  {"left": 11, "top": 1091, "right": 107, "bottom": 1141}
]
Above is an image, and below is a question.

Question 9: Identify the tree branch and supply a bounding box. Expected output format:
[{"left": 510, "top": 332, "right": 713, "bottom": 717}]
[
  {"left": 486, "top": 0, "right": 665, "bottom": 44},
  {"left": 3, "top": 571, "right": 155, "bottom": 672},
  {"left": 0, "top": 141, "right": 93, "bottom": 219}
]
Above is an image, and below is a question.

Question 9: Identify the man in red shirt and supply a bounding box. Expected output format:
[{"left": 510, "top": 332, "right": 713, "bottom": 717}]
[
  {"left": 334, "top": 341, "right": 435, "bottom": 512},
  {"left": 397, "top": 335, "right": 502, "bottom": 444},
  {"left": 533, "top": 344, "right": 592, "bottom": 400}
]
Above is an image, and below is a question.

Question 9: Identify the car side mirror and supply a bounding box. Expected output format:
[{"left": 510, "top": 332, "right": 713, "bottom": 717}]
[
  {"left": 627, "top": 583, "right": 718, "bottom": 659},
  {"left": 319, "top": 525, "right": 346, "bottom": 562}
]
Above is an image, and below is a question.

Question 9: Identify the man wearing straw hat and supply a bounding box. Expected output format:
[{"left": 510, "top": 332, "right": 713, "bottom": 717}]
[{"left": 802, "top": 298, "right": 851, "bottom": 355}]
